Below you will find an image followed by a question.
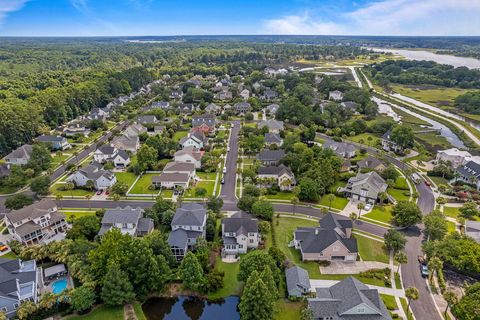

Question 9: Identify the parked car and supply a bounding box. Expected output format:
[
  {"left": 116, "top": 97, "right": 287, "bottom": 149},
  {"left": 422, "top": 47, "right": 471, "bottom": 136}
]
[
  {"left": 222, "top": 167, "right": 227, "bottom": 174},
  {"left": 425, "top": 180, "right": 431, "bottom": 187},
  {"left": 221, "top": 178, "right": 225, "bottom": 184},
  {"left": 96, "top": 190, "right": 103, "bottom": 195},
  {"left": 0, "top": 243, "right": 8, "bottom": 252},
  {"left": 418, "top": 256, "right": 429, "bottom": 278}
]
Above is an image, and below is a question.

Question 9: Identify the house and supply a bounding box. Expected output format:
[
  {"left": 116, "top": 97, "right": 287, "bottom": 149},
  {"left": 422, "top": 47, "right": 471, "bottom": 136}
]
[
  {"left": 124, "top": 123, "right": 147, "bottom": 138},
  {"left": 88, "top": 107, "right": 110, "bottom": 121},
  {"left": 285, "top": 266, "right": 311, "bottom": 298},
  {"left": 436, "top": 148, "right": 472, "bottom": 168},
  {"left": 174, "top": 146, "right": 203, "bottom": 168},
  {"left": 4, "top": 144, "right": 33, "bottom": 165},
  {"left": 148, "top": 101, "right": 170, "bottom": 110},
  {"left": 257, "top": 165, "right": 296, "bottom": 191},
  {"left": 170, "top": 89, "right": 183, "bottom": 100},
  {"left": 258, "top": 119, "right": 284, "bottom": 133},
  {"left": 93, "top": 145, "right": 130, "bottom": 168},
  {"left": 36, "top": 135, "right": 71, "bottom": 150},
  {"left": 329, "top": 90, "right": 344, "bottom": 101},
  {"left": 163, "top": 161, "right": 196, "bottom": 179},
  {"left": 188, "top": 79, "right": 202, "bottom": 88},
  {"left": 179, "top": 103, "right": 199, "bottom": 114},
  {"left": 341, "top": 101, "right": 357, "bottom": 113},
  {"left": 63, "top": 123, "right": 90, "bottom": 137},
  {"left": 205, "top": 103, "right": 221, "bottom": 115},
  {"left": 137, "top": 115, "right": 159, "bottom": 125},
  {"left": 340, "top": 160, "right": 352, "bottom": 173},
  {"left": 168, "top": 203, "right": 207, "bottom": 261},
  {"left": 342, "top": 171, "right": 388, "bottom": 204},
  {"left": 266, "top": 104, "right": 280, "bottom": 115},
  {"left": 111, "top": 135, "right": 140, "bottom": 153},
  {"left": 67, "top": 162, "right": 117, "bottom": 190},
  {"left": 5, "top": 199, "right": 68, "bottom": 245},
  {"left": 192, "top": 114, "right": 216, "bottom": 134},
  {"left": 261, "top": 88, "right": 278, "bottom": 101},
  {"left": 466, "top": 221, "right": 480, "bottom": 243},
  {"left": 0, "top": 164, "right": 10, "bottom": 179},
  {"left": 239, "top": 89, "right": 250, "bottom": 100},
  {"left": 308, "top": 277, "right": 392, "bottom": 320},
  {"left": 252, "top": 82, "right": 262, "bottom": 92},
  {"left": 381, "top": 129, "right": 402, "bottom": 153},
  {"left": 180, "top": 131, "right": 208, "bottom": 149},
  {"left": 257, "top": 149, "right": 285, "bottom": 166},
  {"left": 291, "top": 213, "right": 358, "bottom": 262},
  {"left": 0, "top": 258, "right": 41, "bottom": 319},
  {"left": 233, "top": 101, "right": 251, "bottom": 114},
  {"left": 222, "top": 212, "right": 260, "bottom": 255},
  {"left": 357, "top": 156, "right": 386, "bottom": 172},
  {"left": 456, "top": 161, "right": 480, "bottom": 189},
  {"left": 98, "top": 207, "right": 153, "bottom": 237},
  {"left": 215, "top": 90, "right": 233, "bottom": 101},
  {"left": 149, "top": 125, "right": 166, "bottom": 136},
  {"left": 264, "top": 133, "right": 283, "bottom": 147},
  {"left": 323, "top": 141, "right": 356, "bottom": 159},
  {"left": 152, "top": 173, "right": 191, "bottom": 189}
]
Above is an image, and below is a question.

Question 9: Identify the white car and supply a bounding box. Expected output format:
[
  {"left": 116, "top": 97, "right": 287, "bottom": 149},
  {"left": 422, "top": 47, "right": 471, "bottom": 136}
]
[
  {"left": 227, "top": 146, "right": 230, "bottom": 152},
  {"left": 222, "top": 167, "right": 227, "bottom": 174}
]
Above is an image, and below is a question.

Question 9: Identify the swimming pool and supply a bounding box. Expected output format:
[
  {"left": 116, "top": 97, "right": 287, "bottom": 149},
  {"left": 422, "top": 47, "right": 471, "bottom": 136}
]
[{"left": 51, "top": 278, "right": 68, "bottom": 294}]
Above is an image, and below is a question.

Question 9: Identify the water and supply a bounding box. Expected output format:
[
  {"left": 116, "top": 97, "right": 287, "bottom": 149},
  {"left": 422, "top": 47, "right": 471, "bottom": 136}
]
[
  {"left": 51, "top": 279, "right": 68, "bottom": 294},
  {"left": 370, "top": 48, "right": 480, "bottom": 69},
  {"left": 142, "top": 296, "right": 240, "bottom": 320},
  {"left": 372, "top": 97, "right": 466, "bottom": 149}
]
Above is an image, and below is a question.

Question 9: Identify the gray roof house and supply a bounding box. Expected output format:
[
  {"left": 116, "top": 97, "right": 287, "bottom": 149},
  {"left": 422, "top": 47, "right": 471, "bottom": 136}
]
[
  {"left": 111, "top": 135, "right": 140, "bottom": 154},
  {"left": 205, "top": 103, "right": 222, "bottom": 114},
  {"left": 0, "top": 258, "right": 41, "bottom": 319},
  {"left": 323, "top": 140, "right": 356, "bottom": 159},
  {"left": 233, "top": 101, "right": 251, "bottom": 114},
  {"left": 4, "top": 144, "right": 33, "bottom": 165},
  {"left": 152, "top": 172, "right": 191, "bottom": 189},
  {"left": 168, "top": 203, "right": 207, "bottom": 261},
  {"left": 329, "top": 90, "right": 344, "bottom": 101},
  {"left": 466, "top": 221, "right": 480, "bottom": 243},
  {"left": 261, "top": 88, "right": 278, "bottom": 100},
  {"left": 341, "top": 101, "right": 357, "bottom": 112},
  {"left": 163, "top": 161, "right": 196, "bottom": 179},
  {"left": 456, "top": 160, "right": 480, "bottom": 190},
  {"left": 308, "top": 277, "right": 392, "bottom": 320},
  {"left": 286, "top": 266, "right": 311, "bottom": 297},
  {"left": 257, "top": 149, "right": 285, "bottom": 166},
  {"left": 36, "top": 135, "right": 71, "bottom": 150},
  {"left": 137, "top": 115, "right": 159, "bottom": 125},
  {"left": 257, "top": 165, "right": 296, "bottom": 191},
  {"left": 179, "top": 103, "right": 199, "bottom": 114},
  {"left": 5, "top": 199, "right": 68, "bottom": 246},
  {"left": 99, "top": 207, "right": 153, "bottom": 237},
  {"left": 63, "top": 123, "right": 90, "bottom": 137},
  {"left": 381, "top": 129, "right": 402, "bottom": 153},
  {"left": 342, "top": 171, "right": 388, "bottom": 204},
  {"left": 192, "top": 114, "right": 216, "bottom": 132},
  {"left": 222, "top": 212, "right": 260, "bottom": 255},
  {"left": 93, "top": 145, "right": 130, "bottom": 168},
  {"left": 291, "top": 213, "right": 358, "bottom": 262},
  {"left": 258, "top": 119, "right": 284, "bottom": 133},
  {"left": 180, "top": 131, "right": 208, "bottom": 150},
  {"left": 67, "top": 162, "right": 117, "bottom": 190},
  {"left": 0, "top": 164, "right": 10, "bottom": 179},
  {"left": 357, "top": 156, "right": 386, "bottom": 172},
  {"left": 264, "top": 133, "right": 283, "bottom": 146},
  {"left": 149, "top": 101, "right": 170, "bottom": 109},
  {"left": 266, "top": 103, "right": 280, "bottom": 115}
]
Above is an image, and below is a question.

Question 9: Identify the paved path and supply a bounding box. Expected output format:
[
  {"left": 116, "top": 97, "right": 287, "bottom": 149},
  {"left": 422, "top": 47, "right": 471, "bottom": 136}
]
[
  {"left": 309, "top": 280, "right": 405, "bottom": 298},
  {"left": 220, "top": 121, "right": 240, "bottom": 203},
  {"left": 320, "top": 261, "right": 390, "bottom": 274}
]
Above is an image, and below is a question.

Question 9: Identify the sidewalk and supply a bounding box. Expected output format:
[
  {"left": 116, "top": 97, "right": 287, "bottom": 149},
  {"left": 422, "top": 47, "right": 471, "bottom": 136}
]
[{"left": 309, "top": 279, "right": 405, "bottom": 298}]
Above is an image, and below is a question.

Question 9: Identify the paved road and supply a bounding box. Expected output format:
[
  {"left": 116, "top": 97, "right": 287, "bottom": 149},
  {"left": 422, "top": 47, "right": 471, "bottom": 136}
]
[{"left": 220, "top": 121, "right": 240, "bottom": 203}]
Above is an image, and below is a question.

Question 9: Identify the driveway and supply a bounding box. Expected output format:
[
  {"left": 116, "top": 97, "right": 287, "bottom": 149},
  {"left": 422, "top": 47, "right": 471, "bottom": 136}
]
[
  {"left": 320, "top": 261, "right": 390, "bottom": 274},
  {"left": 309, "top": 280, "right": 405, "bottom": 298},
  {"left": 338, "top": 199, "right": 372, "bottom": 217}
]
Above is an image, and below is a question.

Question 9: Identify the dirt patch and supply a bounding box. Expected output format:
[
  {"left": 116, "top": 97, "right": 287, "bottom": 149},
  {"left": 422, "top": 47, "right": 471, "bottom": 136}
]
[
  {"left": 124, "top": 304, "right": 137, "bottom": 320},
  {"left": 436, "top": 100, "right": 451, "bottom": 106}
]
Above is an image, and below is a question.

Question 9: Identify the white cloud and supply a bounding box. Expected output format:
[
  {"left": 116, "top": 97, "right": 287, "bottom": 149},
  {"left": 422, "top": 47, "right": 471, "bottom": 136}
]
[
  {"left": 0, "top": 0, "right": 28, "bottom": 24},
  {"left": 70, "top": 0, "right": 89, "bottom": 13},
  {"left": 263, "top": 0, "right": 480, "bottom": 36}
]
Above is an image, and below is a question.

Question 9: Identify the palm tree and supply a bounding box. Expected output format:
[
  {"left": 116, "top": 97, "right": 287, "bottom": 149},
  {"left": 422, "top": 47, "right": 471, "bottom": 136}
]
[
  {"left": 357, "top": 202, "right": 365, "bottom": 217},
  {"left": 428, "top": 256, "right": 443, "bottom": 282},
  {"left": 349, "top": 212, "right": 358, "bottom": 223},
  {"left": 291, "top": 196, "right": 299, "bottom": 215},
  {"left": 442, "top": 291, "right": 458, "bottom": 317},
  {"left": 394, "top": 251, "right": 408, "bottom": 274},
  {"left": 405, "top": 287, "right": 420, "bottom": 317},
  {"left": 327, "top": 194, "right": 336, "bottom": 210},
  {"left": 453, "top": 171, "right": 461, "bottom": 183},
  {"left": 378, "top": 192, "right": 388, "bottom": 206},
  {"left": 55, "top": 194, "right": 63, "bottom": 209},
  {"left": 39, "top": 292, "right": 57, "bottom": 310},
  {"left": 85, "top": 194, "right": 92, "bottom": 210},
  {"left": 112, "top": 193, "right": 121, "bottom": 202}
]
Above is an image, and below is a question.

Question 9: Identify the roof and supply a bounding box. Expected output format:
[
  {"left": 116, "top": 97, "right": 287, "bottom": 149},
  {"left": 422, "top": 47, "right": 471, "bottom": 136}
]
[
  {"left": 163, "top": 162, "right": 196, "bottom": 173},
  {"left": 153, "top": 172, "right": 190, "bottom": 183},
  {"left": 138, "top": 115, "right": 158, "bottom": 124},
  {"left": 320, "top": 213, "right": 353, "bottom": 230},
  {"left": 294, "top": 227, "right": 358, "bottom": 254},
  {"left": 171, "top": 203, "right": 206, "bottom": 227},
  {"left": 137, "top": 218, "right": 154, "bottom": 234},
  {"left": 258, "top": 119, "right": 284, "bottom": 131},
  {"left": 357, "top": 156, "right": 385, "bottom": 170},
  {"left": 4, "top": 144, "right": 33, "bottom": 161},
  {"left": 265, "top": 133, "right": 283, "bottom": 144},
  {"left": 0, "top": 164, "right": 10, "bottom": 178},
  {"left": 6, "top": 199, "right": 58, "bottom": 224},
  {"left": 308, "top": 277, "right": 391, "bottom": 320},
  {"left": 257, "top": 149, "right": 285, "bottom": 162},
  {"left": 381, "top": 129, "right": 392, "bottom": 141},
  {"left": 97, "top": 144, "right": 116, "bottom": 155},
  {"left": 438, "top": 148, "right": 472, "bottom": 157},
  {"left": 257, "top": 165, "right": 294, "bottom": 179},
  {"left": 75, "top": 162, "right": 116, "bottom": 182},
  {"left": 347, "top": 171, "right": 388, "bottom": 194},
  {"left": 168, "top": 228, "right": 188, "bottom": 249},
  {"left": 323, "top": 140, "right": 356, "bottom": 156},
  {"left": 233, "top": 101, "right": 251, "bottom": 111},
  {"left": 44, "top": 264, "right": 66, "bottom": 278},
  {"left": 0, "top": 258, "right": 37, "bottom": 300},
  {"left": 174, "top": 146, "right": 203, "bottom": 161},
  {"left": 222, "top": 212, "right": 258, "bottom": 235},
  {"left": 457, "top": 160, "right": 480, "bottom": 179},
  {"left": 101, "top": 207, "right": 144, "bottom": 225},
  {"left": 286, "top": 266, "right": 311, "bottom": 296},
  {"left": 37, "top": 135, "right": 65, "bottom": 143},
  {"left": 465, "top": 220, "right": 480, "bottom": 243}
]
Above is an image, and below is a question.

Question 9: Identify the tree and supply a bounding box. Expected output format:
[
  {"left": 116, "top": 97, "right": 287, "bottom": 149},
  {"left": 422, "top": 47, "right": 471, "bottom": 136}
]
[
  {"left": 238, "top": 251, "right": 279, "bottom": 283},
  {"left": 30, "top": 175, "right": 50, "bottom": 195},
  {"left": 268, "top": 246, "right": 286, "bottom": 270},
  {"left": 111, "top": 181, "right": 129, "bottom": 195},
  {"left": 195, "top": 187, "right": 207, "bottom": 198},
  {"left": 239, "top": 271, "right": 275, "bottom": 320},
  {"left": 443, "top": 291, "right": 458, "bottom": 318},
  {"left": 452, "top": 283, "right": 480, "bottom": 320},
  {"left": 28, "top": 143, "right": 52, "bottom": 174},
  {"left": 405, "top": 287, "right": 420, "bottom": 317},
  {"left": 392, "top": 201, "right": 422, "bottom": 227},
  {"left": 237, "top": 195, "right": 258, "bottom": 213},
  {"left": 101, "top": 262, "right": 136, "bottom": 306},
  {"left": 357, "top": 202, "right": 365, "bottom": 217},
  {"left": 428, "top": 256, "right": 443, "bottom": 281},
  {"left": 67, "top": 216, "right": 100, "bottom": 240},
  {"left": 327, "top": 194, "right": 336, "bottom": 210},
  {"left": 137, "top": 144, "right": 158, "bottom": 171},
  {"left": 251, "top": 200, "right": 274, "bottom": 221},
  {"left": 300, "top": 307, "right": 314, "bottom": 320},
  {"left": 4, "top": 194, "right": 33, "bottom": 210},
  {"left": 384, "top": 229, "right": 406, "bottom": 252},
  {"left": 378, "top": 192, "right": 388, "bottom": 206},
  {"left": 298, "top": 177, "right": 319, "bottom": 202},
  {"left": 179, "top": 252, "right": 204, "bottom": 292},
  {"left": 424, "top": 210, "right": 448, "bottom": 241},
  {"left": 394, "top": 251, "right": 408, "bottom": 273},
  {"left": 244, "top": 184, "right": 261, "bottom": 197},
  {"left": 258, "top": 221, "right": 271, "bottom": 235},
  {"left": 390, "top": 125, "right": 414, "bottom": 150},
  {"left": 381, "top": 165, "right": 400, "bottom": 181},
  {"left": 16, "top": 300, "right": 37, "bottom": 320},
  {"left": 39, "top": 292, "right": 57, "bottom": 310},
  {"left": 290, "top": 196, "right": 299, "bottom": 214},
  {"left": 207, "top": 196, "right": 223, "bottom": 214},
  {"left": 349, "top": 212, "right": 358, "bottom": 223},
  {"left": 0, "top": 311, "right": 6, "bottom": 320},
  {"left": 70, "top": 286, "right": 96, "bottom": 314},
  {"left": 260, "top": 267, "right": 278, "bottom": 299},
  {"left": 459, "top": 201, "right": 479, "bottom": 219}
]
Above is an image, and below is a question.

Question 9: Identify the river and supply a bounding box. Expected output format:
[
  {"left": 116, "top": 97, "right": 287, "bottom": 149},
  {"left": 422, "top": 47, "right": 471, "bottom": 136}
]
[
  {"left": 370, "top": 48, "right": 480, "bottom": 69},
  {"left": 142, "top": 296, "right": 240, "bottom": 320}
]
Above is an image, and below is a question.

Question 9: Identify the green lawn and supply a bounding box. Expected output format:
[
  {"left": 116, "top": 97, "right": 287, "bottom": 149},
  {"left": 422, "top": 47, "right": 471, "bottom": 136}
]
[
  {"left": 400, "top": 298, "right": 414, "bottom": 320},
  {"left": 50, "top": 184, "right": 95, "bottom": 197},
  {"left": 391, "top": 84, "right": 473, "bottom": 108},
  {"left": 350, "top": 133, "right": 381, "bottom": 147},
  {"left": 355, "top": 234, "right": 389, "bottom": 263},
  {"left": 316, "top": 273, "right": 389, "bottom": 287},
  {"left": 0, "top": 251, "right": 17, "bottom": 260},
  {"left": 160, "top": 189, "right": 173, "bottom": 198},
  {"left": 61, "top": 211, "right": 96, "bottom": 221},
  {"left": 196, "top": 172, "right": 217, "bottom": 180},
  {"left": 394, "top": 176, "right": 409, "bottom": 190},
  {"left": 276, "top": 300, "right": 302, "bottom": 320},
  {"left": 115, "top": 172, "right": 138, "bottom": 187},
  {"left": 0, "top": 185, "right": 19, "bottom": 195},
  {"left": 318, "top": 195, "right": 349, "bottom": 210},
  {"left": 129, "top": 173, "right": 159, "bottom": 194},
  {"left": 216, "top": 130, "right": 227, "bottom": 140},
  {"left": 444, "top": 206, "right": 460, "bottom": 219},
  {"left": 394, "top": 272, "right": 402, "bottom": 289},
  {"left": 429, "top": 176, "right": 449, "bottom": 187},
  {"left": 274, "top": 217, "right": 322, "bottom": 278},
  {"left": 266, "top": 191, "right": 296, "bottom": 201},
  {"left": 133, "top": 302, "right": 147, "bottom": 320},
  {"left": 185, "top": 180, "right": 215, "bottom": 198},
  {"left": 363, "top": 205, "right": 393, "bottom": 224},
  {"left": 208, "top": 257, "right": 242, "bottom": 299},
  {"left": 388, "top": 187, "right": 410, "bottom": 202},
  {"left": 51, "top": 153, "right": 70, "bottom": 167},
  {"left": 173, "top": 130, "right": 188, "bottom": 141},
  {"left": 380, "top": 294, "right": 398, "bottom": 311},
  {"left": 68, "top": 305, "right": 124, "bottom": 320},
  {"left": 447, "top": 221, "right": 457, "bottom": 233}
]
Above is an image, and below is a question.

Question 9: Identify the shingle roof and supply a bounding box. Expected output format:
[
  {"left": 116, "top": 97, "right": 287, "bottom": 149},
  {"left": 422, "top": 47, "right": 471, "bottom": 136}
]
[
  {"left": 257, "top": 149, "right": 285, "bottom": 162},
  {"left": 101, "top": 207, "right": 143, "bottom": 225},
  {"left": 320, "top": 213, "right": 353, "bottom": 230},
  {"left": 347, "top": 171, "right": 387, "bottom": 194},
  {"left": 286, "top": 266, "right": 311, "bottom": 296},
  {"left": 37, "top": 135, "right": 65, "bottom": 143},
  {"left": 171, "top": 203, "right": 206, "bottom": 226},
  {"left": 257, "top": 165, "right": 294, "bottom": 178},
  {"left": 265, "top": 133, "right": 283, "bottom": 144},
  {"left": 258, "top": 119, "right": 284, "bottom": 131},
  {"left": 137, "top": 217, "right": 154, "bottom": 234},
  {"left": 222, "top": 212, "right": 258, "bottom": 235},
  {"left": 168, "top": 228, "right": 188, "bottom": 249},
  {"left": 457, "top": 160, "right": 480, "bottom": 179},
  {"left": 174, "top": 146, "right": 203, "bottom": 161},
  {"left": 163, "top": 162, "right": 196, "bottom": 173},
  {"left": 97, "top": 144, "right": 116, "bottom": 155},
  {"left": 153, "top": 172, "right": 190, "bottom": 183},
  {"left": 323, "top": 140, "right": 356, "bottom": 156},
  {"left": 357, "top": 156, "right": 385, "bottom": 170},
  {"left": 6, "top": 199, "right": 58, "bottom": 224},
  {"left": 294, "top": 227, "right": 358, "bottom": 254},
  {"left": 4, "top": 144, "right": 33, "bottom": 161}
]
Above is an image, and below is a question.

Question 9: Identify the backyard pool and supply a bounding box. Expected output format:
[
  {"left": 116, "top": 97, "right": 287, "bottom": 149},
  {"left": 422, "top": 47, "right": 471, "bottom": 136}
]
[{"left": 51, "top": 278, "right": 68, "bottom": 294}]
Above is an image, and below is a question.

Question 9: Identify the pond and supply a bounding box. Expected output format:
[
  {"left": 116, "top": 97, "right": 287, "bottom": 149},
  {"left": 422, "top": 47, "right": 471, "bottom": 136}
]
[{"left": 142, "top": 296, "right": 240, "bottom": 320}]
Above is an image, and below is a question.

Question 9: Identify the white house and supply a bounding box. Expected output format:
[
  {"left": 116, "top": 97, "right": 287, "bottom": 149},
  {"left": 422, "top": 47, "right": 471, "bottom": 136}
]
[
  {"left": 329, "top": 90, "right": 344, "bottom": 101},
  {"left": 152, "top": 172, "right": 191, "bottom": 189},
  {"left": 222, "top": 212, "right": 260, "bottom": 255},
  {"left": 179, "top": 131, "right": 208, "bottom": 149},
  {"left": 163, "top": 161, "right": 196, "bottom": 179},
  {"left": 4, "top": 144, "right": 33, "bottom": 165},
  {"left": 67, "top": 162, "right": 117, "bottom": 190},
  {"left": 93, "top": 145, "right": 130, "bottom": 168},
  {"left": 435, "top": 148, "right": 472, "bottom": 168},
  {"left": 174, "top": 147, "right": 203, "bottom": 169},
  {"left": 239, "top": 89, "right": 250, "bottom": 100}
]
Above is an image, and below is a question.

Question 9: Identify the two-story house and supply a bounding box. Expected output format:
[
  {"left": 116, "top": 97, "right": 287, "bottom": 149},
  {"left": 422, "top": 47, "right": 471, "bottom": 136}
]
[
  {"left": 257, "top": 165, "right": 296, "bottom": 191},
  {"left": 192, "top": 114, "right": 216, "bottom": 134},
  {"left": 329, "top": 90, "right": 344, "bottom": 101},
  {"left": 323, "top": 140, "right": 356, "bottom": 159},
  {"left": 341, "top": 171, "right": 388, "bottom": 204},
  {"left": 36, "top": 135, "right": 71, "bottom": 151},
  {"left": 257, "top": 119, "right": 284, "bottom": 133},
  {"left": 257, "top": 149, "right": 285, "bottom": 166},
  {"left": 93, "top": 145, "right": 130, "bottom": 168},
  {"left": 5, "top": 199, "right": 68, "bottom": 246},
  {"left": 98, "top": 207, "right": 153, "bottom": 237},
  {"left": 67, "top": 162, "right": 117, "bottom": 190},
  {"left": 168, "top": 203, "right": 207, "bottom": 261},
  {"left": 179, "top": 131, "right": 208, "bottom": 150},
  {"left": 174, "top": 147, "right": 203, "bottom": 169},
  {"left": 222, "top": 212, "right": 260, "bottom": 256},
  {"left": 4, "top": 144, "right": 33, "bottom": 166}
]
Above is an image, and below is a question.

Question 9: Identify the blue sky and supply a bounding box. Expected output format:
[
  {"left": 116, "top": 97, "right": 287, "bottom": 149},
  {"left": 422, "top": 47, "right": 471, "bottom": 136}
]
[{"left": 0, "top": 0, "right": 479, "bottom": 36}]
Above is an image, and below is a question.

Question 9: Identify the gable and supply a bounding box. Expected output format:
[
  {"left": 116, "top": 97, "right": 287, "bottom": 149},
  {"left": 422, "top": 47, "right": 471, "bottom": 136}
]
[
  {"left": 340, "top": 302, "right": 380, "bottom": 316},
  {"left": 323, "top": 239, "right": 351, "bottom": 254}
]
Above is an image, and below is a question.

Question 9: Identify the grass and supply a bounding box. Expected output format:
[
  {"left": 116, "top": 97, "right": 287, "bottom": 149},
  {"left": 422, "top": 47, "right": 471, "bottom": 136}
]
[
  {"left": 355, "top": 234, "right": 389, "bottom": 263},
  {"left": 115, "top": 172, "right": 138, "bottom": 187},
  {"left": 363, "top": 205, "right": 393, "bottom": 224},
  {"left": 50, "top": 153, "right": 70, "bottom": 167},
  {"left": 196, "top": 172, "right": 217, "bottom": 180},
  {"left": 67, "top": 305, "right": 124, "bottom": 320},
  {"left": 447, "top": 221, "right": 457, "bottom": 234},
  {"left": 391, "top": 84, "right": 474, "bottom": 109},
  {"left": 380, "top": 294, "right": 398, "bottom": 311},
  {"left": 429, "top": 176, "right": 449, "bottom": 187},
  {"left": 0, "top": 185, "right": 19, "bottom": 195},
  {"left": 61, "top": 211, "right": 96, "bottom": 220},
  {"left": 208, "top": 257, "right": 242, "bottom": 299},
  {"left": 50, "top": 184, "right": 95, "bottom": 197},
  {"left": 132, "top": 302, "right": 147, "bottom": 320},
  {"left": 318, "top": 195, "right": 349, "bottom": 210},
  {"left": 275, "top": 300, "right": 303, "bottom": 320},
  {"left": 160, "top": 189, "right": 173, "bottom": 198},
  {"left": 185, "top": 180, "right": 215, "bottom": 198},
  {"left": 400, "top": 298, "right": 414, "bottom": 320},
  {"left": 416, "top": 132, "right": 452, "bottom": 150},
  {"left": 173, "top": 130, "right": 188, "bottom": 141},
  {"left": 350, "top": 133, "right": 381, "bottom": 147},
  {"left": 0, "top": 251, "right": 17, "bottom": 259},
  {"left": 388, "top": 187, "right": 410, "bottom": 202},
  {"left": 129, "top": 173, "right": 159, "bottom": 194},
  {"left": 394, "top": 176, "right": 409, "bottom": 190},
  {"left": 266, "top": 191, "right": 297, "bottom": 201},
  {"left": 316, "top": 273, "right": 389, "bottom": 287},
  {"left": 443, "top": 206, "right": 460, "bottom": 219},
  {"left": 394, "top": 272, "right": 402, "bottom": 289}
]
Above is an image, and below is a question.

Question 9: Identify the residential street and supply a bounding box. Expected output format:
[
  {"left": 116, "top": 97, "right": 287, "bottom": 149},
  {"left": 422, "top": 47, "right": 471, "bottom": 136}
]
[{"left": 219, "top": 120, "right": 241, "bottom": 204}]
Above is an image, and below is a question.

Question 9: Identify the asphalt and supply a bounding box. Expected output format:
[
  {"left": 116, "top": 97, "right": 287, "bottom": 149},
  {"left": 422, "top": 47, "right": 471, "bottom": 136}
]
[{"left": 219, "top": 121, "right": 240, "bottom": 203}]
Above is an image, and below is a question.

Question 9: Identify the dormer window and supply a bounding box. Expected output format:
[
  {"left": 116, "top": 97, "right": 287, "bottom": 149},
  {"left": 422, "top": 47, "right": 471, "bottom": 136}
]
[{"left": 357, "top": 308, "right": 365, "bottom": 313}]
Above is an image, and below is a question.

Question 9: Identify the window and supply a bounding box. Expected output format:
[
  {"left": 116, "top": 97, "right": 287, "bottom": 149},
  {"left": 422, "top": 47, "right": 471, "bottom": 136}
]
[
  {"left": 13, "top": 303, "right": 19, "bottom": 309},
  {"left": 333, "top": 246, "right": 339, "bottom": 252},
  {"left": 249, "top": 239, "right": 254, "bottom": 243},
  {"left": 357, "top": 308, "right": 365, "bottom": 313}
]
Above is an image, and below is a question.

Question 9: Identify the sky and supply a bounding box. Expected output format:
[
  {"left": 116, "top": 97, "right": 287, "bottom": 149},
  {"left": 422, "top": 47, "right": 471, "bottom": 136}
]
[{"left": 0, "top": 0, "right": 479, "bottom": 36}]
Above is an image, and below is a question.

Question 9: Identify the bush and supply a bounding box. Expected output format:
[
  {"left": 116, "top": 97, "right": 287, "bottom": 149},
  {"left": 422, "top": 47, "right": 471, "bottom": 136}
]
[{"left": 318, "top": 260, "right": 331, "bottom": 267}]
